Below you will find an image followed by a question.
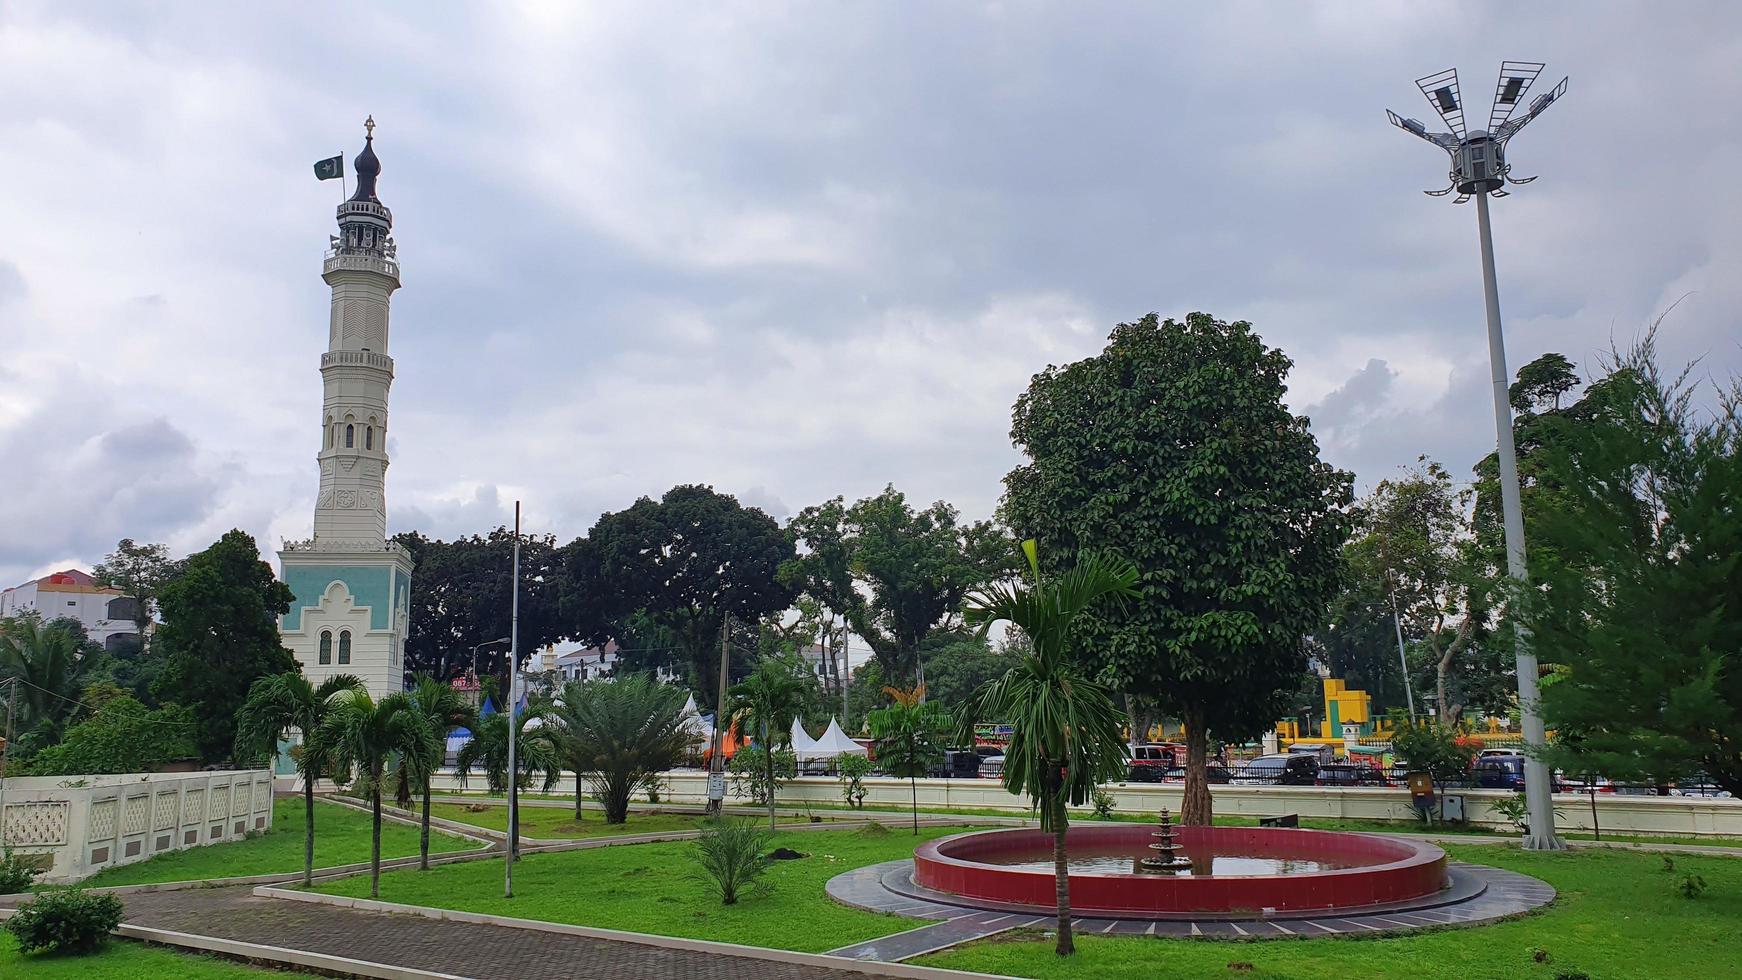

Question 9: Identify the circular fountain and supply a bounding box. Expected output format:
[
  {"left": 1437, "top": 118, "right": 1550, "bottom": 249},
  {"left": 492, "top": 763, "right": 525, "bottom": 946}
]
[{"left": 910, "top": 823, "right": 1449, "bottom": 917}]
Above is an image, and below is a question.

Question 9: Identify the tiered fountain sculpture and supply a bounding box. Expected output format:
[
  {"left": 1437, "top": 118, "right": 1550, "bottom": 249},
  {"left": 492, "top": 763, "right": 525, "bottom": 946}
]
[{"left": 1138, "top": 806, "right": 1194, "bottom": 873}]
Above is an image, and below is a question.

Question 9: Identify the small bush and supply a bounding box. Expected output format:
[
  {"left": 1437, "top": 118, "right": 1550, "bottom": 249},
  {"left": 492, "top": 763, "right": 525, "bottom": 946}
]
[
  {"left": 1678, "top": 874, "right": 1708, "bottom": 899},
  {"left": 690, "top": 820, "right": 773, "bottom": 905},
  {"left": 640, "top": 773, "right": 669, "bottom": 804},
  {"left": 1091, "top": 788, "right": 1117, "bottom": 819},
  {"left": 5, "top": 888, "right": 124, "bottom": 955},
  {"left": 1661, "top": 856, "right": 1676, "bottom": 872},
  {"left": 1489, "top": 794, "right": 1530, "bottom": 833},
  {"left": 0, "top": 849, "right": 41, "bottom": 894},
  {"left": 838, "top": 754, "right": 873, "bottom": 808},
  {"left": 1554, "top": 972, "right": 1591, "bottom": 980},
  {"left": 728, "top": 746, "right": 797, "bottom": 805}
]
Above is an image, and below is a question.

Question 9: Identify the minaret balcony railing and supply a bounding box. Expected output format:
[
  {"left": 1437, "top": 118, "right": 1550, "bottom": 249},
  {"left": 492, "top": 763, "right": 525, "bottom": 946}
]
[
  {"left": 320, "top": 350, "right": 395, "bottom": 374},
  {"left": 323, "top": 250, "right": 400, "bottom": 279}
]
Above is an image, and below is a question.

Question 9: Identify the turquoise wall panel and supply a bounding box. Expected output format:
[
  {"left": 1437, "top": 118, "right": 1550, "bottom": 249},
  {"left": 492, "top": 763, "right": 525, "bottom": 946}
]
[{"left": 282, "top": 564, "right": 394, "bottom": 630}]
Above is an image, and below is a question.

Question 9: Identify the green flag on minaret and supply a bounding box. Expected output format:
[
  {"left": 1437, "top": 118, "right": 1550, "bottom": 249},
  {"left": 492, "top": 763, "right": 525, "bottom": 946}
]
[{"left": 313, "top": 154, "right": 344, "bottom": 181}]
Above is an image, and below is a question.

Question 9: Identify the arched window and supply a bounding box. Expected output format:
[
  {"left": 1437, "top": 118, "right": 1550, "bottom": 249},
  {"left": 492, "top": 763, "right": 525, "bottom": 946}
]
[
  {"left": 345, "top": 424, "right": 355, "bottom": 448},
  {"left": 338, "top": 630, "right": 352, "bottom": 665},
  {"left": 365, "top": 426, "right": 373, "bottom": 450},
  {"left": 319, "top": 631, "right": 333, "bottom": 665}
]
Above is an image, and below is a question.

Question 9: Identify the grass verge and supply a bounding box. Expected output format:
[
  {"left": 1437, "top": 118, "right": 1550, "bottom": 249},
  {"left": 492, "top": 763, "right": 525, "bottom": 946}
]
[
  {"left": 920, "top": 843, "right": 1742, "bottom": 980},
  {"left": 314, "top": 820, "right": 973, "bottom": 952},
  {"left": 1, "top": 932, "right": 270, "bottom": 976},
  {"left": 80, "top": 797, "right": 474, "bottom": 888},
  {"left": 428, "top": 802, "right": 719, "bottom": 839}
]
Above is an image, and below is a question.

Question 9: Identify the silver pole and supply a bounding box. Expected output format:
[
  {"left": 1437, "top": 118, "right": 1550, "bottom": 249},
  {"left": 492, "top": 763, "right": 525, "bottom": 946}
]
[
  {"left": 505, "top": 500, "right": 522, "bottom": 895},
  {"left": 1389, "top": 590, "right": 1418, "bottom": 724},
  {"left": 1474, "top": 190, "right": 1563, "bottom": 850}
]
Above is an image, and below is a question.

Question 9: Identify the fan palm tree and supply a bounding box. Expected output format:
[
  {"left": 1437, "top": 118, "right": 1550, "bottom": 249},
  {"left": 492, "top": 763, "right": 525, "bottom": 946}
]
[
  {"left": 867, "top": 685, "right": 949, "bottom": 833},
  {"left": 312, "top": 689, "right": 438, "bottom": 897},
  {"left": 960, "top": 540, "right": 1138, "bottom": 957},
  {"left": 546, "top": 675, "right": 692, "bottom": 824},
  {"left": 391, "top": 675, "right": 474, "bottom": 870},
  {"left": 0, "top": 614, "right": 90, "bottom": 749},
  {"left": 234, "top": 670, "right": 363, "bottom": 887},
  {"left": 728, "top": 656, "right": 811, "bottom": 830}
]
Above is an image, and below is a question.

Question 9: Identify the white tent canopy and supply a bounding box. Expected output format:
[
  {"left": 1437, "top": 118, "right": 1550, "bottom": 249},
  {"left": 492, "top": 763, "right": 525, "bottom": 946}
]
[
  {"left": 680, "top": 694, "right": 712, "bottom": 745},
  {"left": 793, "top": 717, "right": 868, "bottom": 760}
]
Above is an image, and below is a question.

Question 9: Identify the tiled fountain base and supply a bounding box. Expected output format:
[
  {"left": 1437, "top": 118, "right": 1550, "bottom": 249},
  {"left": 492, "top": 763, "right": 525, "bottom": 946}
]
[{"left": 824, "top": 859, "right": 1554, "bottom": 961}]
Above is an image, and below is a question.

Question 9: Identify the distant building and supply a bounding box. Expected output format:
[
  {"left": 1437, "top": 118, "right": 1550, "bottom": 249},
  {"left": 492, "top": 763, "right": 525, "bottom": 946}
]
[
  {"left": 0, "top": 569, "right": 145, "bottom": 653},
  {"left": 554, "top": 641, "right": 680, "bottom": 686}
]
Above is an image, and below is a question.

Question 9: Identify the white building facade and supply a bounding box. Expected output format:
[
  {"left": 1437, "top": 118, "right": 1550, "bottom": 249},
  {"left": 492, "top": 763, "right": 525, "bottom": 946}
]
[
  {"left": 0, "top": 570, "right": 144, "bottom": 653},
  {"left": 278, "top": 119, "right": 413, "bottom": 702}
]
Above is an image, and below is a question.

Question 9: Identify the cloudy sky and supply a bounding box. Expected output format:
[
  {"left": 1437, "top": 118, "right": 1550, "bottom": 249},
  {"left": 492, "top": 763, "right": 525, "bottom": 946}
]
[{"left": 3, "top": 1, "right": 1740, "bottom": 589}]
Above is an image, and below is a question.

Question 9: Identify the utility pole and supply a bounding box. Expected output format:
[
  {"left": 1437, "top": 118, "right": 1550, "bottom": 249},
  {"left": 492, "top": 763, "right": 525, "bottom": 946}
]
[
  {"left": 839, "top": 633, "right": 850, "bottom": 731},
  {"left": 1388, "top": 584, "right": 1418, "bottom": 724},
  {"left": 706, "top": 614, "right": 732, "bottom": 816},
  {"left": 1386, "top": 62, "right": 1568, "bottom": 851},
  {"left": 505, "top": 500, "right": 522, "bottom": 897}
]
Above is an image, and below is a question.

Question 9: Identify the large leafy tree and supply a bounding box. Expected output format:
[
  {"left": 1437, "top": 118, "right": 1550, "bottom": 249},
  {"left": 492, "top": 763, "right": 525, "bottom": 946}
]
[
  {"left": 153, "top": 530, "right": 298, "bottom": 763},
  {"left": 313, "top": 689, "right": 439, "bottom": 898},
  {"left": 1529, "top": 339, "right": 1742, "bottom": 796},
  {"left": 0, "top": 613, "right": 93, "bottom": 752},
  {"left": 728, "top": 655, "right": 812, "bottom": 829},
  {"left": 395, "top": 528, "right": 576, "bottom": 682},
  {"left": 547, "top": 674, "right": 693, "bottom": 824},
  {"left": 583, "top": 485, "right": 796, "bottom": 702},
  {"left": 24, "top": 689, "right": 196, "bottom": 777},
  {"left": 91, "top": 538, "right": 181, "bottom": 653},
  {"left": 1003, "top": 313, "right": 1354, "bottom": 825},
  {"left": 784, "top": 485, "right": 1012, "bottom": 684},
  {"left": 234, "top": 671, "right": 364, "bottom": 886},
  {"left": 959, "top": 541, "right": 1139, "bottom": 957},
  {"left": 1348, "top": 459, "right": 1490, "bottom": 721}
]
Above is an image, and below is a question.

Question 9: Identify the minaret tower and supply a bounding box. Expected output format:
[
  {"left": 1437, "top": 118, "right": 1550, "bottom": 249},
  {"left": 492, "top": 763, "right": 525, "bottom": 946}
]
[{"left": 279, "top": 117, "right": 415, "bottom": 701}]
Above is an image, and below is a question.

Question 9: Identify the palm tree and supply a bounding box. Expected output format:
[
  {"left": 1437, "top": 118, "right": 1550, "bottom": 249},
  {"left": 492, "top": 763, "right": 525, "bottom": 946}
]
[
  {"left": 867, "top": 685, "right": 949, "bottom": 833},
  {"left": 234, "top": 670, "right": 363, "bottom": 887},
  {"left": 0, "top": 614, "right": 90, "bottom": 749},
  {"left": 728, "top": 656, "right": 811, "bottom": 830},
  {"left": 455, "top": 706, "right": 561, "bottom": 796},
  {"left": 961, "top": 540, "right": 1138, "bottom": 957},
  {"left": 394, "top": 675, "right": 474, "bottom": 870},
  {"left": 312, "top": 689, "right": 438, "bottom": 898},
  {"left": 546, "top": 675, "right": 692, "bottom": 824}
]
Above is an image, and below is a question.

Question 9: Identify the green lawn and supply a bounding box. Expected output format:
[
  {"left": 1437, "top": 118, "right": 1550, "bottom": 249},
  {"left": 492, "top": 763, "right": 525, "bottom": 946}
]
[
  {"left": 429, "top": 802, "right": 719, "bottom": 839},
  {"left": 1, "top": 933, "right": 271, "bottom": 977},
  {"left": 315, "top": 822, "right": 975, "bottom": 952},
  {"left": 81, "top": 797, "right": 476, "bottom": 888},
  {"left": 922, "top": 843, "right": 1742, "bottom": 980}
]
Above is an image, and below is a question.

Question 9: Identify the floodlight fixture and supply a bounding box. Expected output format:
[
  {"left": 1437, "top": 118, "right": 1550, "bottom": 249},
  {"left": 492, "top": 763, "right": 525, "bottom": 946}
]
[
  {"left": 1387, "top": 62, "right": 1567, "bottom": 203},
  {"left": 1383, "top": 62, "right": 1570, "bottom": 853}
]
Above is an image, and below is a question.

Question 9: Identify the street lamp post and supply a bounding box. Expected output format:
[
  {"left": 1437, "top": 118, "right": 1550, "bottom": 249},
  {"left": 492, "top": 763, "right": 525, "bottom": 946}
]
[
  {"left": 470, "top": 636, "right": 510, "bottom": 687},
  {"left": 1386, "top": 62, "right": 1568, "bottom": 850},
  {"left": 505, "top": 500, "right": 522, "bottom": 896}
]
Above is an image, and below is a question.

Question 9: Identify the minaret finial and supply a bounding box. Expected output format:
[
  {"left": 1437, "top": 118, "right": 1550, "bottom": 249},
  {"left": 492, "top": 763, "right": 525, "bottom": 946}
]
[{"left": 364, "top": 115, "right": 376, "bottom": 140}]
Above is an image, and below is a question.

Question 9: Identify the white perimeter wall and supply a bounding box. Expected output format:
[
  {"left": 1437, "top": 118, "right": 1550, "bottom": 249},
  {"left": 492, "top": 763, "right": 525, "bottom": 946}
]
[
  {"left": 422, "top": 769, "right": 1742, "bottom": 838},
  {"left": 0, "top": 770, "right": 274, "bottom": 884}
]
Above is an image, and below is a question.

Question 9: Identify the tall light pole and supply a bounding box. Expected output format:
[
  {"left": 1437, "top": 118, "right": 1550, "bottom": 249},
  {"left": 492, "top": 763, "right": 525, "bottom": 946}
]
[
  {"left": 505, "top": 500, "right": 522, "bottom": 896},
  {"left": 1384, "top": 571, "right": 1418, "bottom": 725},
  {"left": 470, "top": 636, "right": 510, "bottom": 687},
  {"left": 1387, "top": 62, "right": 1568, "bottom": 850}
]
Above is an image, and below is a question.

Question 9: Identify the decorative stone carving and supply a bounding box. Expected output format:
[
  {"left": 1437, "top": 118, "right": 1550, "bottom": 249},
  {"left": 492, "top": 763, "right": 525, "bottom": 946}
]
[
  {"left": 182, "top": 789, "right": 205, "bottom": 826},
  {"left": 4, "top": 802, "right": 70, "bottom": 846},
  {"left": 208, "top": 786, "right": 230, "bottom": 819},
  {"left": 336, "top": 489, "right": 357, "bottom": 509},
  {"left": 317, "top": 490, "right": 335, "bottom": 509},
  {"left": 88, "top": 799, "right": 118, "bottom": 842},
  {"left": 154, "top": 793, "right": 179, "bottom": 831},
  {"left": 122, "top": 796, "right": 149, "bottom": 836}
]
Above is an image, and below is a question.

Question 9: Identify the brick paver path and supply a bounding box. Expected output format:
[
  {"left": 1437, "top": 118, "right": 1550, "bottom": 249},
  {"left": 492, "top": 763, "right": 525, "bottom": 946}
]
[{"left": 111, "top": 885, "right": 927, "bottom": 980}]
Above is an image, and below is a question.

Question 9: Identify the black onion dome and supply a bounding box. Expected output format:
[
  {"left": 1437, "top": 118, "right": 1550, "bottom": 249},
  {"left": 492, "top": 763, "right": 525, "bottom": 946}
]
[{"left": 348, "top": 132, "right": 381, "bottom": 203}]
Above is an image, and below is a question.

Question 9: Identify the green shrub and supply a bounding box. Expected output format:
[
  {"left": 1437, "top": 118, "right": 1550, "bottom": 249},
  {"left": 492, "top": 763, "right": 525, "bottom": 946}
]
[
  {"left": 0, "top": 848, "right": 41, "bottom": 894},
  {"left": 5, "top": 888, "right": 124, "bottom": 954},
  {"left": 1091, "top": 788, "right": 1117, "bottom": 819},
  {"left": 690, "top": 820, "right": 773, "bottom": 905},
  {"left": 1678, "top": 874, "right": 1708, "bottom": 899},
  {"left": 727, "top": 746, "right": 796, "bottom": 805},
  {"left": 838, "top": 754, "right": 873, "bottom": 808}
]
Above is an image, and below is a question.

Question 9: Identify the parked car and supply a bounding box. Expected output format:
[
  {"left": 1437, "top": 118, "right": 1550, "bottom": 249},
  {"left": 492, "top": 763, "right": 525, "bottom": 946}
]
[
  {"left": 979, "top": 754, "right": 1005, "bottom": 780},
  {"left": 1473, "top": 755, "right": 1528, "bottom": 791},
  {"left": 1671, "top": 775, "right": 1733, "bottom": 798},
  {"left": 1125, "top": 744, "right": 1181, "bottom": 782},
  {"left": 927, "top": 748, "right": 984, "bottom": 779},
  {"left": 1232, "top": 754, "right": 1320, "bottom": 786},
  {"left": 1315, "top": 763, "right": 1387, "bottom": 787},
  {"left": 1160, "top": 764, "right": 1232, "bottom": 784}
]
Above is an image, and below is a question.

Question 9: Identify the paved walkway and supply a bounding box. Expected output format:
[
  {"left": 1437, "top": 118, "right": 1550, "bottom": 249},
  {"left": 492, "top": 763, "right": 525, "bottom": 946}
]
[{"left": 95, "top": 885, "right": 957, "bottom": 980}]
